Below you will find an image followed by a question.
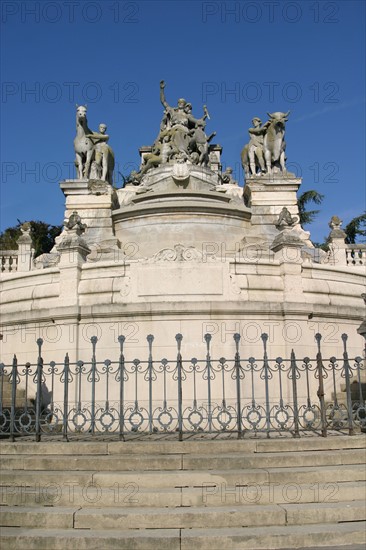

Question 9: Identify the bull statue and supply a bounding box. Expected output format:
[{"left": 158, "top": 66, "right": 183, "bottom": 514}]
[
  {"left": 241, "top": 112, "right": 290, "bottom": 178},
  {"left": 263, "top": 111, "right": 289, "bottom": 175}
]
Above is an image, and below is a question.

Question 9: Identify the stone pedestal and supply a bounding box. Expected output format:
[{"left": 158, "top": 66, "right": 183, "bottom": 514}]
[
  {"left": 326, "top": 215, "right": 348, "bottom": 267},
  {"left": 16, "top": 229, "right": 34, "bottom": 272},
  {"left": 327, "top": 238, "right": 348, "bottom": 266},
  {"left": 244, "top": 175, "right": 302, "bottom": 227},
  {"left": 56, "top": 229, "right": 90, "bottom": 306},
  {"left": 60, "top": 180, "right": 118, "bottom": 235},
  {"left": 59, "top": 179, "right": 120, "bottom": 257},
  {"left": 271, "top": 228, "right": 305, "bottom": 303},
  {"left": 112, "top": 164, "right": 251, "bottom": 260},
  {"left": 357, "top": 294, "right": 366, "bottom": 345}
]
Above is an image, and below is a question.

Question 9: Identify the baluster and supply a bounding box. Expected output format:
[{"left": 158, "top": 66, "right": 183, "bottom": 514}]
[
  {"left": 329, "top": 357, "right": 339, "bottom": 429},
  {"left": 118, "top": 335, "right": 125, "bottom": 441},
  {"left": 104, "top": 360, "right": 110, "bottom": 430},
  {"left": 341, "top": 334, "right": 354, "bottom": 435},
  {"left": 354, "top": 356, "right": 365, "bottom": 431},
  {"left": 77, "top": 361, "right": 82, "bottom": 416},
  {"left": 63, "top": 353, "right": 70, "bottom": 441},
  {"left": 162, "top": 360, "right": 168, "bottom": 413},
  {"left": 290, "top": 350, "right": 300, "bottom": 438},
  {"left": 0, "top": 363, "right": 4, "bottom": 420},
  {"left": 147, "top": 335, "right": 154, "bottom": 435},
  {"left": 304, "top": 358, "right": 312, "bottom": 415},
  {"left": 35, "top": 338, "right": 44, "bottom": 442},
  {"left": 192, "top": 359, "right": 197, "bottom": 412},
  {"left": 90, "top": 336, "right": 98, "bottom": 436},
  {"left": 10, "top": 355, "right": 18, "bottom": 442},
  {"left": 220, "top": 359, "right": 226, "bottom": 411},
  {"left": 204, "top": 334, "right": 213, "bottom": 433},
  {"left": 261, "top": 333, "right": 271, "bottom": 438},
  {"left": 250, "top": 358, "right": 256, "bottom": 418},
  {"left": 277, "top": 357, "right": 284, "bottom": 424},
  {"left": 49, "top": 362, "right": 56, "bottom": 419},
  {"left": 233, "top": 333, "right": 243, "bottom": 439},
  {"left": 176, "top": 334, "right": 183, "bottom": 441},
  {"left": 24, "top": 363, "right": 30, "bottom": 433},
  {"left": 315, "top": 334, "right": 327, "bottom": 437}
]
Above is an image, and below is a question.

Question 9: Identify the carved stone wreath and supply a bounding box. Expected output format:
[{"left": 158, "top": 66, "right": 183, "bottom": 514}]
[{"left": 148, "top": 244, "right": 204, "bottom": 263}]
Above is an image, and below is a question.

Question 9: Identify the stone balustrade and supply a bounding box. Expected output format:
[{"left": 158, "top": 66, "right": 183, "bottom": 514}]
[
  {"left": 346, "top": 244, "right": 366, "bottom": 266},
  {"left": 0, "top": 225, "right": 35, "bottom": 273},
  {"left": 0, "top": 247, "right": 34, "bottom": 273},
  {"left": 0, "top": 250, "right": 18, "bottom": 272}
]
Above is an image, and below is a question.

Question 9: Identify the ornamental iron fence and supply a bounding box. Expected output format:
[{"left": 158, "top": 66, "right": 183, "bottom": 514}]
[{"left": 0, "top": 332, "right": 365, "bottom": 441}]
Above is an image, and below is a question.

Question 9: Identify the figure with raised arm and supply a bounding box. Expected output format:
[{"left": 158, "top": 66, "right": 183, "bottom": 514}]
[{"left": 159, "top": 80, "right": 209, "bottom": 159}]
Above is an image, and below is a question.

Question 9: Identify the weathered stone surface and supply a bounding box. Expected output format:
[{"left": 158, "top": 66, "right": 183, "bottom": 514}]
[
  {"left": 93, "top": 468, "right": 269, "bottom": 489},
  {"left": 282, "top": 500, "right": 366, "bottom": 525},
  {"left": 0, "top": 470, "right": 94, "bottom": 487},
  {"left": 267, "top": 464, "right": 366, "bottom": 484},
  {"left": 0, "top": 528, "right": 181, "bottom": 550},
  {"left": 0, "top": 441, "right": 108, "bottom": 455},
  {"left": 180, "top": 481, "right": 366, "bottom": 507},
  {"left": 15, "top": 454, "right": 182, "bottom": 472},
  {"left": 73, "top": 504, "right": 286, "bottom": 529},
  {"left": 180, "top": 522, "right": 366, "bottom": 549},
  {"left": 1, "top": 507, "right": 77, "bottom": 528},
  {"left": 1, "top": 435, "right": 365, "bottom": 550},
  {"left": 255, "top": 435, "right": 366, "bottom": 452}
]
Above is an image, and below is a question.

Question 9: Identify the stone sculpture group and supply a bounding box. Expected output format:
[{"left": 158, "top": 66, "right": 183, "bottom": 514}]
[
  {"left": 74, "top": 105, "right": 115, "bottom": 184},
  {"left": 241, "top": 111, "right": 290, "bottom": 177},
  {"left": 73, "top": 82, "right": 290, "bottom": 185}
]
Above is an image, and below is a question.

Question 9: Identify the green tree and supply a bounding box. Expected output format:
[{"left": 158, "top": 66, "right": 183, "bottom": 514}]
[
  {"left": 344, "top": 212, "right": 366, "bottom": 244},
  {"left": 297, "top": 190, "right": 325, "bottom": 226},
  {"left": 0, "top": 220, "right": 62, "bottom": 258},
  {"left": 0, "top": 224, "right": 22, "bottom": 250}
]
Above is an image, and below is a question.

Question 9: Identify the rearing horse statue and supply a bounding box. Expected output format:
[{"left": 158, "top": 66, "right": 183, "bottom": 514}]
[{"left": 74, "top": 105, "right": 95, "bottom": 180}]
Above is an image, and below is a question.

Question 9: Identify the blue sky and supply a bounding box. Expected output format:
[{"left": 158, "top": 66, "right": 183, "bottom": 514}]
[{"left": 1, "top": 0, "right": 365, "bottom": 244}]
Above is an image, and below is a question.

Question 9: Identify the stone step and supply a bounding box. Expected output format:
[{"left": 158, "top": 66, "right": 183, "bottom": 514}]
[
  {"left": 0, "top": 485, "right": 181, "bottom": 508},
  {"left": 0, "top": 441, "right": 110, "bottom": 456},
  {"left": 1, "top": 434, "right": 364, "bottom": 456},
  {"left": 0, "top": 470, "right": 94, "bottom": 487},
  {"left": 1, "top": 500, "right": 365, "bottom": 530},
  {"left": 1, "top": 448, "right": 364, "bottom": 471},
  {"left": 266, "top": 464, "right": 366, "bottom": 485},
  {"left": 180, "top": 522, "right": 366, "bottom": 550},
  {"left": 0, "top": 453, "right": 183, "bottom": 471},
  {"left": 1, "top": 521, "right": 365, "bottom": 549},
  {"left": 0, "top": 527, "right": 180, "bottom": 550},
  {"left": 184, "top": 481, "right": 366, "bottom": 508},
  {"left": 1, "top": 463, "right": 364, "bottom": 489},
  {"left": 1, "top": 480, "right": 364, "bottom": 508},
  {"left": 92, "top": 463, "right": 366, "bottom": 488},
  {"left": 0, "top": 506, "right": 77, "bottom": 529},
  {"left": 1, "top": 503, "right": 284, "bottom": 529},
  {"left": 282, "top": 500, "right": 366, "bottom": 525},
  {"left": 1, "top": 435, "right": 365, "bottom": 549},
  {"left": 180, "top": 448, "right": 365, "bottom": 470},
  {"left": 253, "top": 435, "right": 366, "bottom": 454}
]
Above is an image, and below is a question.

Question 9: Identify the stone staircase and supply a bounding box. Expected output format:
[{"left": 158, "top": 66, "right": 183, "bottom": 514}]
[{"left": 0, "top": 435, "right": 365, "bottom": 549}]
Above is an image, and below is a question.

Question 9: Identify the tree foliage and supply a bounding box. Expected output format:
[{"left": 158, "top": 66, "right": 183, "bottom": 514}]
[
  {"left": 344, "top": 213, "right": 366, "bottom": 244},
  {"left": 0, "top": 220, "right": 62, "bottom": 258},
  {"left": 297, "top": 190, "right": 325, "bottom": 226}
]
